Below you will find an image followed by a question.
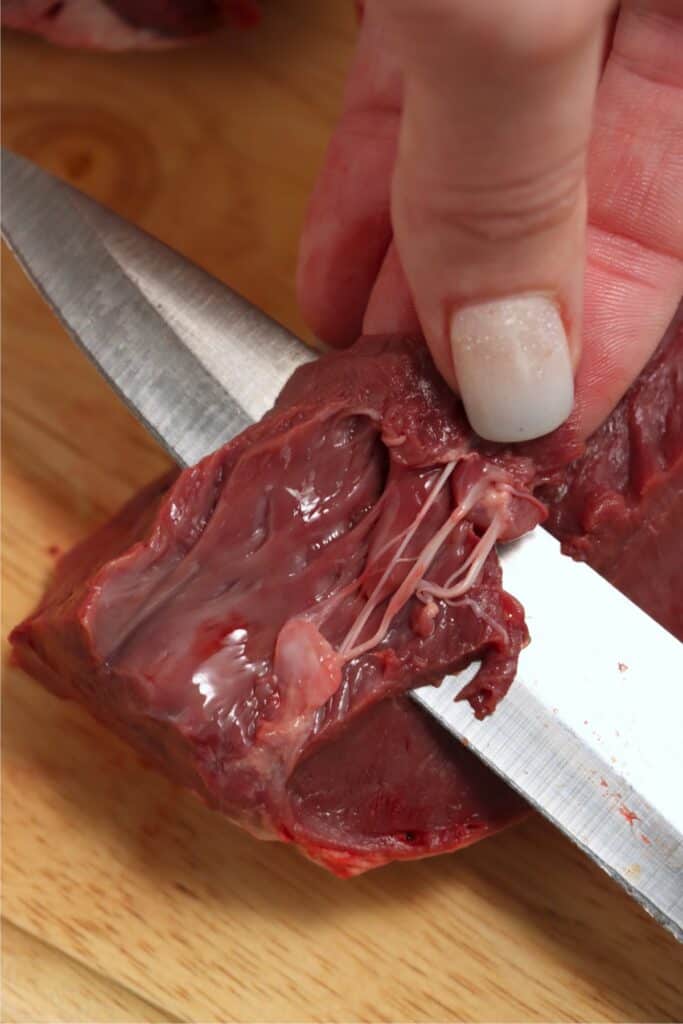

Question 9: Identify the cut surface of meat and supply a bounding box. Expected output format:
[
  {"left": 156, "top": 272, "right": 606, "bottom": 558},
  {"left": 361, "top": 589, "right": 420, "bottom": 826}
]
[
  {"left": 11, "top": 323, "right": 683, "bottom": 875},
  {"left": 11, "top": 334, "right": 543, "bottom": 874},
  {"left": 2, "top": 0, "right": 259, "bottom": 50}
]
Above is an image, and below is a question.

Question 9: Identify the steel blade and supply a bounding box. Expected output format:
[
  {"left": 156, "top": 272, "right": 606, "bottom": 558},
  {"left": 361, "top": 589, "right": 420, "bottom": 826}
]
[
  {"left": 1, "top": 148, "right": 314, "bottom": 467},
  {"left": 414, "top": 528, "right": 683, "bottom": 941}
]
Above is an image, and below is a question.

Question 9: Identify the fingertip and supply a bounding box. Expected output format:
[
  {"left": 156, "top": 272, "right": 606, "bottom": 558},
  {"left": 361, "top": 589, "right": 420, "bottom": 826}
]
[
  {"left": 450, "top": 295, "right": 575, "bottom": 442},
  {"left": 295, "top": 110, "right": 396, "bottom": 347},
  {"left": 362, "top": 242, "right": 421, "bottom": 336},
  {"left": 297, "top": 201, "right": 394, "bottom": 347},
  {"left": 296, "top": 235, "right": 364, "bottom": 348}
]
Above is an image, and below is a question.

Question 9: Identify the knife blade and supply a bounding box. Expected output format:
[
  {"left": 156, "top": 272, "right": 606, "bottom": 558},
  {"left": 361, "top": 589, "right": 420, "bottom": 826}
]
[
  {"left": 3, "top": 148, "right": 682, "bottom": 940},
  {"left": 1, "top": 148, "right": 315, "bottom": 468}
]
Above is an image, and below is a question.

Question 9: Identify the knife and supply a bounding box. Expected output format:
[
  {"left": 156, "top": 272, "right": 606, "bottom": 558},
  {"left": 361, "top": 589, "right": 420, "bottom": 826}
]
[{"left": 3, "top": 148, "right": 682, "bottom": 941}]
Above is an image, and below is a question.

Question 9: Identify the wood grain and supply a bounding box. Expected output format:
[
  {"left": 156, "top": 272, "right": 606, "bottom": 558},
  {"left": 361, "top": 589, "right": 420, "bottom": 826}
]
[
  {"left": 2, "top": 2, "right": 683, "bottom": 1021},
  {"left": 1, "top": 922, "right": 175, "bottom": 1023}
]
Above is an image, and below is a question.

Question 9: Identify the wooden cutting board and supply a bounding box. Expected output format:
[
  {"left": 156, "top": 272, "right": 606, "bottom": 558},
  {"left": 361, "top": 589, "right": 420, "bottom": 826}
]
[{"left": 2, "top": 3, "right": 682, "bottom": 1020}]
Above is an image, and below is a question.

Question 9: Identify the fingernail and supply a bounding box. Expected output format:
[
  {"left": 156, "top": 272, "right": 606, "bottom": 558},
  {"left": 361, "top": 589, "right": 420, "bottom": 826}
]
[{"left": 450, "top": 295, "right": 574, "bottom": 442}]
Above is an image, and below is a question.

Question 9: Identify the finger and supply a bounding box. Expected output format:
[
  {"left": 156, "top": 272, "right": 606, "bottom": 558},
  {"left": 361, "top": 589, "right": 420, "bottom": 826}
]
[
  {"left": 362, "top": 241, "right": 421, "bottom": 335},
  {"left": 381, "top": 0, "right": 614, "bottom": 441},
  {"left": 572, "top": 0, "right": 683, "bottom": 439},
  {"left": 296, "top": 6, "right": 401, "bottom": 347}
]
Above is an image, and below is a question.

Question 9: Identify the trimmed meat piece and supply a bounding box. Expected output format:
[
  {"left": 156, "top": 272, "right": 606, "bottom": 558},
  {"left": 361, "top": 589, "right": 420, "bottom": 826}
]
[
  {"left": 2, "top": 0, "right": 259, "bottom": 50},
  {"left": 11, "top": 334, "right": 541, "bottom": 875},
  {"left": 11, "top": 321, "right": 682, "bottom": 874}
]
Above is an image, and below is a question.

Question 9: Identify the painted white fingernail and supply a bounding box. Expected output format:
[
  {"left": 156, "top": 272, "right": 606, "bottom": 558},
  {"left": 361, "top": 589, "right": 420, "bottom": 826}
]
[{"left": 450, "top": 295, "right": 574, "bottom": 442}]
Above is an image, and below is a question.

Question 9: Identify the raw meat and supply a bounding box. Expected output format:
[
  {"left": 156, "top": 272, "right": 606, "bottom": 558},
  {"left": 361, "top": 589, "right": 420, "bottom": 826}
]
[
  {"left": 541, "top": 318, "right": 683, "bottom": 642},
  {"left": 2, "top": 0, "right": 259, "bottom": 50},
  {"left": 11, "top": 334, "right": 543, "bottom": 874},
  {"left": 11, "top": 323, "right": 682, "bottom": 875}
]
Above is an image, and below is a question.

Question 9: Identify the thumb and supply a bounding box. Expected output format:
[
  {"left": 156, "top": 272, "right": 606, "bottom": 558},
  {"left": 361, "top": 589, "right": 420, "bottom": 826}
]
[{"left": 382, "top": 0, "right": 613, "bottom": 442}]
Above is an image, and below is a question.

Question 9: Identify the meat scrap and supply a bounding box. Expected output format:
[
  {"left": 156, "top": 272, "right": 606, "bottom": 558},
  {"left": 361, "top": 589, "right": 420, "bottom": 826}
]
[
  {"left": 2, "top": 0, "right": 259, "bottom": 50},
  {"left": 11, "top": 325, "right": 682, "bottom": 876}
]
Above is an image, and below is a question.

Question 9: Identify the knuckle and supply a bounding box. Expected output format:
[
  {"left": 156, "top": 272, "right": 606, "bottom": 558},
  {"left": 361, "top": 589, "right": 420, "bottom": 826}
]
[
  {"left": 453, "top": 175, "right": 583, "bottom": 244},
  {"left": 386, "top": 0, "right": 608, "bottom": 64},
  {"left": 398, "top": 149, "right": 586, "bottom": 245}
]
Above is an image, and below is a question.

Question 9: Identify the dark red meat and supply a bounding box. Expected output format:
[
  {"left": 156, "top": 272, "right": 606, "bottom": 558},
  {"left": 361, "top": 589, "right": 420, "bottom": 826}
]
[
  {"left": 12, "top": 335, "right": 543, "bottom": 874},
  {"left": 2, "top": 0, "right": 259, "bottom": 49},
  {"left": 541, "top": 317, "right": 683, "bottom": 642},
  {"left": 11, "top": 324, "right": 683, "bottom": 875}
]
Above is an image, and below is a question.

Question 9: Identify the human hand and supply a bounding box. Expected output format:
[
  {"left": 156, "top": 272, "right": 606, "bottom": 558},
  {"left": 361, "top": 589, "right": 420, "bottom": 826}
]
[{"left": 297, "top": 0, "right": 683, "bottom": 443}]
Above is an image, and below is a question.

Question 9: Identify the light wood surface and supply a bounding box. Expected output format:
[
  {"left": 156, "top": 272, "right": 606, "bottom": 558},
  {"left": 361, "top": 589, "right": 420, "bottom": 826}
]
[
  {"left": 2, "top": 3, "right": 683, "bottom": 1021},
  {"left": 2, "top": 922, "right": 175, "bottom": 1023}
]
